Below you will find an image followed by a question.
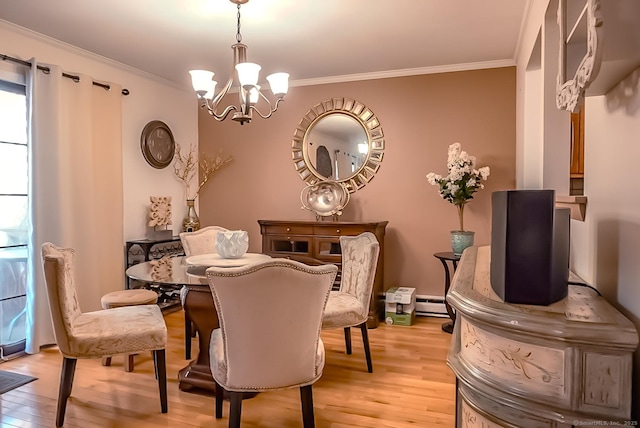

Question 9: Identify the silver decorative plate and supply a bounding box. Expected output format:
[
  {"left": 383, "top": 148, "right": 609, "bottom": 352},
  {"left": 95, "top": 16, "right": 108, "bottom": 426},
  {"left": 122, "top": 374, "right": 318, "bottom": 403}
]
[{"left": 300, "top": 180, "right": 350, "bottom": 217}]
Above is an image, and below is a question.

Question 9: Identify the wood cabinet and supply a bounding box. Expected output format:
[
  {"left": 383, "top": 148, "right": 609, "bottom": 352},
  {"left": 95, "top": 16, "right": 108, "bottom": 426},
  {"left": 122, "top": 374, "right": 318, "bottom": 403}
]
[
  {"left": 258, "top": 220, "right": 388, "bottom": 328},
  {"left": 570, "top": 106, "right": 584, "bottom": 178},
  {"left": 447, "top": 246, "right": 638, "bottom": 426}
]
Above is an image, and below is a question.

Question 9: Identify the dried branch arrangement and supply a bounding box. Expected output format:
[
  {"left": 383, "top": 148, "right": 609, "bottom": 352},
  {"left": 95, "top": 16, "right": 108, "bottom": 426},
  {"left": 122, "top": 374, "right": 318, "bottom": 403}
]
[{"left": 173, "top": 143, "right": 233, "bottom": 201}]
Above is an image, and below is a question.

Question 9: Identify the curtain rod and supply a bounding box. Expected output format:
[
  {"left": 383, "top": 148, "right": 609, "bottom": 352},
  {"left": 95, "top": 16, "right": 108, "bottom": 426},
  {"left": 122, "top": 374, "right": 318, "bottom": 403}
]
[{"left": 1, "top": 53, "right": 130, "bottom": 96}]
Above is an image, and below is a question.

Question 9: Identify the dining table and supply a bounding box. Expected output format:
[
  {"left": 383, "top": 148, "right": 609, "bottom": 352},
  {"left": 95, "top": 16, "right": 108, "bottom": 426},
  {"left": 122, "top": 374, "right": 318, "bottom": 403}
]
[{"left": 125, "top": 252, "right": 271, "bottom": 393}]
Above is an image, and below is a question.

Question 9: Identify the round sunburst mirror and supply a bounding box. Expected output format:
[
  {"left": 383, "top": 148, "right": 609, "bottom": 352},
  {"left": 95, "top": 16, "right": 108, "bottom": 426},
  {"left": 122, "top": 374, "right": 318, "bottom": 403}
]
[{"left": 292, "top": 98, "right": 384, "bottom": 193}]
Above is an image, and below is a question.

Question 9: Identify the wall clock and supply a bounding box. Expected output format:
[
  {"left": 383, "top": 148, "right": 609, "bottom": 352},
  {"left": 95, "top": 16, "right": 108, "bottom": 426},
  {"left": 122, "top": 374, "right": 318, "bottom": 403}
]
[{"left": 141, "top": 120, "right": 175, "bottom": 169}]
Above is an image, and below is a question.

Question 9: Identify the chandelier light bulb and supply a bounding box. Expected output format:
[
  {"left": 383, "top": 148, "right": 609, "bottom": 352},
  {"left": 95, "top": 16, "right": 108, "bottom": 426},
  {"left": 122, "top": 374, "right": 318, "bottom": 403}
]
[
  {"left": 247, "top": 85, "right": 260, "bottom": 104},
  {"left": 189, "top": 70, "right": 215, "bottom": 96},
  {"left": 235, "top": 62, "right": 261, "bottom": 87},
  {"left": 266, "top": 72, "right": 289, "bottom": 96}
]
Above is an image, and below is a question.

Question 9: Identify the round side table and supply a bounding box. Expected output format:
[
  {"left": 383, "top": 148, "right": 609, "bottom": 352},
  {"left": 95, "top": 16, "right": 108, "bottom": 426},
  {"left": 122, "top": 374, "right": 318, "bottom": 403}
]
[{"left": 433, "top": 252, "right": 461, "bottom": 334}]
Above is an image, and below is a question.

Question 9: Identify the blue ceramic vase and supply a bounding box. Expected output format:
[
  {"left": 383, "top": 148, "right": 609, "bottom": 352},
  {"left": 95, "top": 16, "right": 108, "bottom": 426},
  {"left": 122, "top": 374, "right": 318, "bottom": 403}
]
[{"left": 450, "top": 231, "right": 475, "bottom": 256}]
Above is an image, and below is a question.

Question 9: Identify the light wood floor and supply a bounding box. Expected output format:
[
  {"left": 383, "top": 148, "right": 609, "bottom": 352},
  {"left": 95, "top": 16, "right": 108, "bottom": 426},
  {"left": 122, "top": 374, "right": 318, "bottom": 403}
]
[{"left": 0, "top": 311, "right": 456, "bottom": 427}]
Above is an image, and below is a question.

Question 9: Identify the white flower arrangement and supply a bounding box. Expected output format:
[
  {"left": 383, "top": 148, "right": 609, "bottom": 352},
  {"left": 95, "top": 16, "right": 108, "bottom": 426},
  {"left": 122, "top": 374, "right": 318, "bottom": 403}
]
[{"left": 426, "top": 143, "right": 490, "bottom": 231}]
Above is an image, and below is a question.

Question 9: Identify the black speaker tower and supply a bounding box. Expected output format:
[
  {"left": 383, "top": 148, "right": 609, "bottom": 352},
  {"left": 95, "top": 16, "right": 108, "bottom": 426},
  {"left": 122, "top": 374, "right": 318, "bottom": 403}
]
[{"left": 490, "top": 190, "right": 570, "bottom": 305}]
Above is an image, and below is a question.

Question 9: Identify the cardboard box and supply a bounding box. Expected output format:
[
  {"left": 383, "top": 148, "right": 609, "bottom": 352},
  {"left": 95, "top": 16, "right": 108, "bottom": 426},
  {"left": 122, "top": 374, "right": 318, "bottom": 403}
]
[
  {"left": 385, "top": 287, "right": 416, "bottom": 326},
  {"left": 385, "top": 310, "right": 416, "bottom": 326}
]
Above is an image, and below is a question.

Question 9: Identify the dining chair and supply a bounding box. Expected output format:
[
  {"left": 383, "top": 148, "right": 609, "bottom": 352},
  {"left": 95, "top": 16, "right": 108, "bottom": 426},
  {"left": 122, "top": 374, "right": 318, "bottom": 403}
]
[
  {"left": 99, "top": 288, "right": 159, "bottom": 371},
  {"left": 41, "top": 242, "right": 168, "bottom": 427},
  {"left": 179, "top": 225, "right": 228, "bottom": 359},
  {"left": 180, "top": 225, "right": 229, "bottom": 257},
  {"left": 263, "top": 251, "right": 327, "bottom": 267},
  {"left": 322, "top": 232, "right": 380, "bottom": 373},
  {"left": 206, "top": 259, "right": 337, "bottom": 428}
]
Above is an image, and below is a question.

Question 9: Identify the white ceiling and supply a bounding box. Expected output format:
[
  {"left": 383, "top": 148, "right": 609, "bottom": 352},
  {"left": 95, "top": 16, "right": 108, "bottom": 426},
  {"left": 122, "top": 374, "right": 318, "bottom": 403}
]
[{"left": 0, "top": 0, "right": 529, "bottom": 90}]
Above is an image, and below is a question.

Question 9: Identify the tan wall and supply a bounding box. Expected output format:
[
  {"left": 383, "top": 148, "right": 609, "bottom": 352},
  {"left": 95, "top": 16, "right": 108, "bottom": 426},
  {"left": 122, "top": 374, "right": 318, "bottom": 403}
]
[{"left": 196, "top": 67, "right": 516, "bottom": 296}]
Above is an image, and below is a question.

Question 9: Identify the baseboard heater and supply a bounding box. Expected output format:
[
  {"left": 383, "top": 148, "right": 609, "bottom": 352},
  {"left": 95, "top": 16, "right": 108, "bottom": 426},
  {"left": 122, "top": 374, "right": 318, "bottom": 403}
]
[{"left": 415, "top": 294, "right": 448, "bottom": 317}]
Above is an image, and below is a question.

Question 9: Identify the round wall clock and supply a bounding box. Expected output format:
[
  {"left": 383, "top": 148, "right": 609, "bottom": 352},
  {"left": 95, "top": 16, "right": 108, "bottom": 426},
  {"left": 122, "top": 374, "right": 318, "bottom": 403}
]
[{"left": 141, "top": 120, "right": 176, "bottom": 169}]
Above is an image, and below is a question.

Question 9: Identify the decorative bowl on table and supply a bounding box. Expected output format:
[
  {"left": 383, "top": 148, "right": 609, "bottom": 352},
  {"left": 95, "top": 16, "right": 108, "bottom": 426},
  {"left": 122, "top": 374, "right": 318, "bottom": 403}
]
[
  {"left": 216, "top": 230, "right": 249, "bottom": 259},
  {"left": 300, "top": 180, "right": 350, "bottom": 219}
]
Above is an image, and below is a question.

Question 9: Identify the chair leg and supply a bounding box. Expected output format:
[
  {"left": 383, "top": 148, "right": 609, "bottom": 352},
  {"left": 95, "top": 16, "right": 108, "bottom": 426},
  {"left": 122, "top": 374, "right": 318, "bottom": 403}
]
[
  {"left": 229, "top": 392, "right": 243, "bottom": 428},
  {"left": 343, "top": 327, "right": 352, "bottom": 355},
  {"left": 56, "top": 357, "right": 77, "bottom": 428},
  {"left": 185, "top": 311, "right": 192, "bottom": 360},
  {"left": 153, "top": 349, "right": 168, "bottom": 413},
  {"left": 101, "top": 356, "right": 112, "bottom": 366},
  {"left": 124, "top": 354, "right": 135, "bottom": 372},
  {"left": 153, "top": 351, "right": 158, "bottom": 380},
  {"left": 359, "top": 322, "right": 373, "bottom": 373},
  {"left": 215, "top": 381, "right": 224, "bottom": 419},
  {"left": 300, "top": 385, "right": 315, "bottom": 428}
]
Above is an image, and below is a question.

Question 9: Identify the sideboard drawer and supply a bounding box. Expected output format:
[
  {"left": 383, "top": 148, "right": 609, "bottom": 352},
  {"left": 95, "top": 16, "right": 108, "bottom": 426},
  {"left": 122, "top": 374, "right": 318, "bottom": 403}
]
[
  {"left": 314, "top": 224, "right": 369, "bottom": 237},
  {"left": 263, "top": 224, "right": 314, "bottom": 235}
]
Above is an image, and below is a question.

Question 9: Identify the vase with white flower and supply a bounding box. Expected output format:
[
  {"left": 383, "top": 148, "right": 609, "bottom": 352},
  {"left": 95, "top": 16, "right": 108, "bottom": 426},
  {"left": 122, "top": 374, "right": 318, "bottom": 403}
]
[
  {"left": 426, "top": 143, "right": 490, "bottom": 256},
  {"left": 173, "top": 143, "right": 232, "bottom": 232}
]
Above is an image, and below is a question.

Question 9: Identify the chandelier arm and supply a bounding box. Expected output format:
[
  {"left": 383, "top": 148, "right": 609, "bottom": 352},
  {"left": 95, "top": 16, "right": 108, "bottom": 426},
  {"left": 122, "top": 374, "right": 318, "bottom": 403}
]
[
  {"left": 200, "top": 75, "right": 239, "bottom": 121},
  {"left": 250, "top": 94, "right": 284, "bottom": 119},
  {"left": 211, "top": 75, "right": 235, "bottom": 108},
  {"left": 238, "top": 87, "right": 250, "bottom": 115},
  {"left": 206, "top": 102, "right": 238, "bottom": 122}
]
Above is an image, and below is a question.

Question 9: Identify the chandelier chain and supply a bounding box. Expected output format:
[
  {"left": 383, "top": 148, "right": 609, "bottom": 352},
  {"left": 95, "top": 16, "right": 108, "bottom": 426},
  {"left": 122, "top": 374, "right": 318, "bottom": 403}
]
[{"left": 236, "top": 4, "right": 242, "bottom": 43}]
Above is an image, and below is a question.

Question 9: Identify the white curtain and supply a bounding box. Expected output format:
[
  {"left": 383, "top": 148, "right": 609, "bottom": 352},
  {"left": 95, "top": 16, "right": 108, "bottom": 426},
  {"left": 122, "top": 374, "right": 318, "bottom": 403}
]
[{"left": 25, "top": 61, "right": 124, "bottom": 354}]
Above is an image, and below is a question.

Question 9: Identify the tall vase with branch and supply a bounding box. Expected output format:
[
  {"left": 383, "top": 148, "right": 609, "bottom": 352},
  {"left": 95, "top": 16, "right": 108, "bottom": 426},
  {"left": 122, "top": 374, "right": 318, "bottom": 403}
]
[
  {"left": 426, "top": 143, "right": 490, "bottom": 255},
  {"left": 173, "top": 143, "right": 232, "bottom": 232}
]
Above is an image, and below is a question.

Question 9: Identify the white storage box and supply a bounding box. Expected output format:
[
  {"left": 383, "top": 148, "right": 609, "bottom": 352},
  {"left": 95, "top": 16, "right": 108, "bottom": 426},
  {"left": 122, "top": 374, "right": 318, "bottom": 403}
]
[{"left": 385, "top": 287, "right": 416, "bottom": 326}]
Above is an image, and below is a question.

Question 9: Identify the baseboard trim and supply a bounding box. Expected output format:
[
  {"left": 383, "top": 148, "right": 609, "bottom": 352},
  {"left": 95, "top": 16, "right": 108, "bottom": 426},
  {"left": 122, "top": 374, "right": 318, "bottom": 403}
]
[{"left": 415, "top": 294, "right": 448, "bottom": 318}]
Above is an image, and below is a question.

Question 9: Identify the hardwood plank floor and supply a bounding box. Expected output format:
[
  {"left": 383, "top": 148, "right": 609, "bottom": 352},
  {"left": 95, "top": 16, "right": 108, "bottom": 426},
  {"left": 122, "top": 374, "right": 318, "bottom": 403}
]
[{"left": 0, "top": 311, "right": 455, "bottom": 427}]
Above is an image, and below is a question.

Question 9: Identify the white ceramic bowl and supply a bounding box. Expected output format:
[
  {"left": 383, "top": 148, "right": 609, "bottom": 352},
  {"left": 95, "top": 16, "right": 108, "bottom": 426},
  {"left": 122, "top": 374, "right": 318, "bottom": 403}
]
[{"left": 216, "top": 230, "right": 249, "bottom": 259}]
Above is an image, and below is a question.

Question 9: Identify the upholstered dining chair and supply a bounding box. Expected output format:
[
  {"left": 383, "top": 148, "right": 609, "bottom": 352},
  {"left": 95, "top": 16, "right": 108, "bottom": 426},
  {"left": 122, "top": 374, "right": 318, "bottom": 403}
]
[
  {"left": 179, "top": 225, "right": 228, "bottom": 359},
  {"left": 180, "top": 225, "right": 229, "bottom": 257},
  {"left": 322, "top": 232, "right": 380, "bottom": 373},
  {"left": 206, "top": 259, "right": 338, "bottom": 428},
  {"left": 263, "top": 252, "right": 327, "bottom": 267},
  {"left": 41, "top": 243, "right": 168, "bottom": 427}
]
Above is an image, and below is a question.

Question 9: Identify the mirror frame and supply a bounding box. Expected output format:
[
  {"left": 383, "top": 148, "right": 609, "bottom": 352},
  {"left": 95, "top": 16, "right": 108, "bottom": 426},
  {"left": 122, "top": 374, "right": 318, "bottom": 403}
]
[
  {"left": 292, "top": 97, "right": 384, "bottom": 193},
  {"left": 556, "top": 0, "right": 603, "bottom": 112}
]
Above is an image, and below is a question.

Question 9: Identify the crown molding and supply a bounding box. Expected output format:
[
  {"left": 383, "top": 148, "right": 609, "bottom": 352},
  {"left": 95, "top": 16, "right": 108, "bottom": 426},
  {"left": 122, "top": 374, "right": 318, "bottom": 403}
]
[
  {"left": 2, "top": 18, "right": 517, "bottom": 93},
  {"left": 0, "top": 19, "right": 182, "bottom": 91},
  {"left": 290, "top": 60, "right": 516, "bottom": 88}
]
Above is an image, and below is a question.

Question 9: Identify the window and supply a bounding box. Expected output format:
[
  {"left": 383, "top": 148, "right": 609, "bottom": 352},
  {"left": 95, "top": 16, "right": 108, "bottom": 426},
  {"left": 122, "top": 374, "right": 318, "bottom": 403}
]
[{"left": 0, "top": 80, "right": 28, "bottom": 358}]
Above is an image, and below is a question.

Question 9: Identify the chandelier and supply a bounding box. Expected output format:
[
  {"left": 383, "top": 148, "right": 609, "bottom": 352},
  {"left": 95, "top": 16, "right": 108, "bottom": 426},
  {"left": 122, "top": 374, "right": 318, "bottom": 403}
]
[{"left": 189, "top": 0, "right": 289, "bottom": 125}]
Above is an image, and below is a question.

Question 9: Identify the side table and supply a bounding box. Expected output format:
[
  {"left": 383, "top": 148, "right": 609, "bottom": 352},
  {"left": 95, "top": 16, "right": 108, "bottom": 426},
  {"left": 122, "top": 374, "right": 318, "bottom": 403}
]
[
  {"left": 433, "top": 252, "right": 460, "bottom": 334},
  {"left": 125, "top": 237, "right": 184, "bottom": 288},
  {"left": 125, "top": 237, "right": 185, "bottom": 311}
]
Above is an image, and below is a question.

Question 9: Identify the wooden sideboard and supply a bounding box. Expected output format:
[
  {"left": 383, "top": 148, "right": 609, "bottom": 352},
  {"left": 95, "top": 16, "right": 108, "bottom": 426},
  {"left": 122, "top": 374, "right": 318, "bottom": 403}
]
[
  {"left": 447, "top": 246, "right": 639, "bottom": 427},
  {"left": 258, "top": 220, "right": 388, "bottom": 328}
]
